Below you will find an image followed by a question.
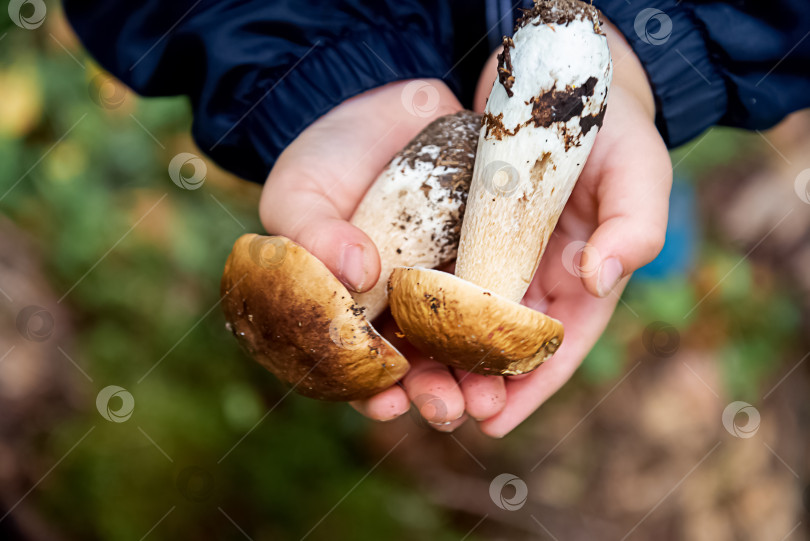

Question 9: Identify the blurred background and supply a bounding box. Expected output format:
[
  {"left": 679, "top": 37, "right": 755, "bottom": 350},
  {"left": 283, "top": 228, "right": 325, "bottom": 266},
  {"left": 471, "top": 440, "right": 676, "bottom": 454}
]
[{"left": 1, "top": 4, "right": 809, "bottom": 541}]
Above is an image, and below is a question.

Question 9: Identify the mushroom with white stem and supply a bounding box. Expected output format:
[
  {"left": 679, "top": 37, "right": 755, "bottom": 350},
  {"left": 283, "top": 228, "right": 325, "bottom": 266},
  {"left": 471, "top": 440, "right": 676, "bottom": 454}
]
[
  {"left": 387, "top": 0, "right": 613, "bottom": 376},
  {"left": 350, "top": 110, "right": 481, "bottom": 320},
  {"left": 220, "top": 112, "right": 480, "bottom": 401}
]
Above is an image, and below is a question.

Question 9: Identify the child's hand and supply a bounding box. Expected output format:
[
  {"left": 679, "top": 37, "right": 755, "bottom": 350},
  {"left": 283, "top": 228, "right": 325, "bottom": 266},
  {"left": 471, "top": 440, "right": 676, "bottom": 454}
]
[{"left": 259, "top": 80, "right": 509, "bottom": 427}]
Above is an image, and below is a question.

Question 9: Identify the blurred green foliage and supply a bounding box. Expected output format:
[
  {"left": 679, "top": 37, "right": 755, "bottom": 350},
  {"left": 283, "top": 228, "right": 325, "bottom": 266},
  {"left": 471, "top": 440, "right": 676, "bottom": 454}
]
[
  {"left": 1, "top": 7, "right": 803, "bottom": 541},
  {"left": 1, "top": 10, "right": 468, "bottom": 540}
]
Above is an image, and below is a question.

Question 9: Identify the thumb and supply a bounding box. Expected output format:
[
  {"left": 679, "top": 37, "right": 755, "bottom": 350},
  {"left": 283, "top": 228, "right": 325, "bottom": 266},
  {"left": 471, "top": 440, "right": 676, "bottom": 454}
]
[
  {"left": 260, "top": 176, "right": 381, "bottom": 293},
  {"left": 578, "top": 127, "right": 672, "bottom": 298}
]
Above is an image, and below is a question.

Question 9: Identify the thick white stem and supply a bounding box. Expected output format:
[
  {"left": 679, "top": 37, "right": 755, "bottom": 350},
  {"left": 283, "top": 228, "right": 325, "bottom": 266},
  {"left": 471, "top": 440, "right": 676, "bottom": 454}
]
[
  {"left": 350, "top": 112, "right": 480, "bottom": 319},
  {"left": 456, "top": 2, "right": 612, "bottom": 302}
]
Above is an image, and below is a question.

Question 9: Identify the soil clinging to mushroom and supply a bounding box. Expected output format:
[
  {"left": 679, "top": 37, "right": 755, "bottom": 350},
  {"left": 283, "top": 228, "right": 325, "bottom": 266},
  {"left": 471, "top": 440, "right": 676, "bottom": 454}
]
[
  {"left": 516, "top": 0, "right": 602, "bottom": 33},
  {"left": 483, "top": 74, "right": 607, "bottom": 151},
  {"left": 392, "top": 110, "right": 481, "bottom": 259},
  {"left": 497, "top": 37, "right": 516, "bottom": 98}
]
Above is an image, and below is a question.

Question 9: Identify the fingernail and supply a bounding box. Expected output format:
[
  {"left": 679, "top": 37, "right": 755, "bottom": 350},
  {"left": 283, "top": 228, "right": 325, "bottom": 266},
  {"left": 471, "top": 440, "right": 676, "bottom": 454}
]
[
  {"left": 597, "top": 257, "right": 623, "bottom": 297},
  {"left": 339, "top": 244, "right": 367, "bottom": 292}
]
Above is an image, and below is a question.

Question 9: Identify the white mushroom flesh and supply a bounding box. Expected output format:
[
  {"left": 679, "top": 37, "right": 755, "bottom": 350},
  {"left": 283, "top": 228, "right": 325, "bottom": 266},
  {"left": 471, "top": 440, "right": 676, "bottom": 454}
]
[
  {"left": 351, "top": 112, "right": 480, "bottom": 319},
  {"left": 456, "top": 1, "right": 612, "bottom": 302}
]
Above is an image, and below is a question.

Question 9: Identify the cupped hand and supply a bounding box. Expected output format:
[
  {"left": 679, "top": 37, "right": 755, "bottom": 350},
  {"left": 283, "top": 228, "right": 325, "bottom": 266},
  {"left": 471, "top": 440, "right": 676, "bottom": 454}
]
[{"left": 259, "top": 80, "right": 509, "bottom": 429}]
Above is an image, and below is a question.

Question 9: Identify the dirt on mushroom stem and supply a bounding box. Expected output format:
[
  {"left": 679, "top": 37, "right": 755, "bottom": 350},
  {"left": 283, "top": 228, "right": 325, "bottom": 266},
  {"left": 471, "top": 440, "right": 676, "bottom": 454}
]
[{"left": 456, "top": 0, "right": 612, "bottom": 302}]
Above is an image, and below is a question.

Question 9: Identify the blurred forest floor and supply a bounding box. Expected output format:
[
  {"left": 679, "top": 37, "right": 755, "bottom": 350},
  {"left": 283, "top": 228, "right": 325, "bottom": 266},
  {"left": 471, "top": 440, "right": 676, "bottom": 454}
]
[{"left": 1, "top": 6, "right": 809, "bottom": 541}]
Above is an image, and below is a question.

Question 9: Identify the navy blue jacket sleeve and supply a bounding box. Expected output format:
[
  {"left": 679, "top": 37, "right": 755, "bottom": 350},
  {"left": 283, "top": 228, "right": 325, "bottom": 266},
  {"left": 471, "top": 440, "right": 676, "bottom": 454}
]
[
  {"left": 64, "top": 0, "right": 810, "bottom": 182},
  {"left": 63, "top": 0, "right": 457, "bottom": 183},
  {"left": 589, "top": 0, "right": 810, "bottom": 147}
]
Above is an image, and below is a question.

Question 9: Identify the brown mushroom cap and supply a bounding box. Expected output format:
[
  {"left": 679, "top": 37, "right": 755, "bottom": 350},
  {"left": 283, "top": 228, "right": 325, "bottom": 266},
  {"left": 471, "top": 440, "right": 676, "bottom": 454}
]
[
  {"left": 221, "top": 234, "right": 409, "bottom": 401},
  {"left": 387, "top": 267, "right": 562, "bottom": 375}
]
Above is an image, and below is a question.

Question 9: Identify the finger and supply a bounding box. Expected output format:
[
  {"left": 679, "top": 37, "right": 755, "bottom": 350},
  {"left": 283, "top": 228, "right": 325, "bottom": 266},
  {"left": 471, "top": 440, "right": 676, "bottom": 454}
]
[
  {"left": 350, "top": 316, "right": 415, "bottom": 421},
  {"left": 454, "top": 369, "right": 507, "bottom": 421},
  {"left": 430, "top": 414, "right": 469, "bottom": 433},
  {"left": 260, "top": 178, "right": 381, "bottom": 293},
  {"left": 349, "top": 385, "right": 411, "bottom": 421},
  {"left": 580, "top": 107, "right": 672, "bottom": 298},
  {"left": 478, "top": 279, "right": 626, "bottom": 438},
  {"left": 403, "top": 358, "right": 466, "bottom": 425}
]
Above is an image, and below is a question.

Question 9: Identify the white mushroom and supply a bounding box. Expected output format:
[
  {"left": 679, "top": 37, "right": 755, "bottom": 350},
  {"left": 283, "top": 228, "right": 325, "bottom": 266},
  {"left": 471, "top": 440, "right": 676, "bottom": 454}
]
[
  {"left": 388, "top": 0, "right": 612, "bottom": 375},
  {"left": 350, "top": 111, "right": 480, "bottom": 319}
]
